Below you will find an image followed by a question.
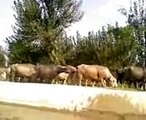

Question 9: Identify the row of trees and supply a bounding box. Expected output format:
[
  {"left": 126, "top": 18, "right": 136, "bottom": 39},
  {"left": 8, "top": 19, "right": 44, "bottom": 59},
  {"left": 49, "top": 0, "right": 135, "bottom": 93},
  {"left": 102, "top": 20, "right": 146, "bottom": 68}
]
[{"left": 2, "top": 0, "right": 146, "bottom": 69}]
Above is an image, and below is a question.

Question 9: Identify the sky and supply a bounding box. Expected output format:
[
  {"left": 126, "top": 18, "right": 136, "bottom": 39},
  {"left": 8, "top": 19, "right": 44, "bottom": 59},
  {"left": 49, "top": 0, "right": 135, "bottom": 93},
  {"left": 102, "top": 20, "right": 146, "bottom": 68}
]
[
  {"left": 0, "top": 0, "right": 131, "bottom": 49},
  {"left": 66, "top": 0, "right": 131, "bottom": 36}
]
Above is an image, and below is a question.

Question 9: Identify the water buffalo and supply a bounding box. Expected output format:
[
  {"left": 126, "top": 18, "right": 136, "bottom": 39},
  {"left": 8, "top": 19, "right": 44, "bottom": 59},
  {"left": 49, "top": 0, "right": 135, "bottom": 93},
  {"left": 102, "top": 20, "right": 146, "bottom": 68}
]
[
  {"left": 76, "top": 64, "right": 118, "bottom": 88},
  {"left": 0, "top": 71, "right": 7, "bottom": 80},
  {"left": 10, "top": 63, "right": 38, "bottom": 82},
  {"left": 0, "top": 67, "right": 11, "bottom": 80},
  {"left": 35, "top": 64, "right": 68, "bottom": 83},
  {"left": 64, "top": 65, "right": 77, "bottom": 73},
  {"left": 55, "top": 72, "right": 69, "bottom": 84},
  {"left": 116, "top": 66, "right": 146, "bottom": 90},
  {"left": 62, "top": 65, "right": 78, "bottom": 85}
]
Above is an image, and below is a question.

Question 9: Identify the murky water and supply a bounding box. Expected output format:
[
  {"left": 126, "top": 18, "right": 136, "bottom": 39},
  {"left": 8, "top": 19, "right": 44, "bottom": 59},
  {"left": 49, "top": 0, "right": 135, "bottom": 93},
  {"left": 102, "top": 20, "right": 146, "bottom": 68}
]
[{"left": 0, "top": 102, "right": 146, "bottom": 120}]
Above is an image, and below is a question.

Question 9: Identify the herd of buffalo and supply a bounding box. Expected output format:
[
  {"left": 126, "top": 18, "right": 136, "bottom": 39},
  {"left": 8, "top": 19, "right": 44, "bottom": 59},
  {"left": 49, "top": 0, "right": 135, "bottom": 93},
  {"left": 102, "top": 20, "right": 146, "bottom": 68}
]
[{"left": 0, "top": 63, "right": 146, "bottom": 90}]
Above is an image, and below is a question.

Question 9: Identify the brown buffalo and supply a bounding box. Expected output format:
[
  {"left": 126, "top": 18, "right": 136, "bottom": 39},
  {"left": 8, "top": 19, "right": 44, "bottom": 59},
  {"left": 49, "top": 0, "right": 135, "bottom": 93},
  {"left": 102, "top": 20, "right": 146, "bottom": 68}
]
[
  {"left": 10, "top": 63, "right": 38, "bottom": 82},
  {"left": 76, "top": 64, "right": 118, "bottom": 88},
  {"left": 35, "top": 64, "right": 68, "bottom": 83}
]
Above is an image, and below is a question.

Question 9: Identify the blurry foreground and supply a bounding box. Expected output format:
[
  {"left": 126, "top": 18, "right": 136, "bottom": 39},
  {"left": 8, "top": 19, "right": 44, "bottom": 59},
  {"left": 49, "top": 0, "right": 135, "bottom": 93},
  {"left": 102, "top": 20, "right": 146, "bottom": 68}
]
[
  {"left": 0, "top": 102, "right": 146, "bottom": 120},
  {"left": 0, "top": 81, "right": 146, "bottom": 120}
]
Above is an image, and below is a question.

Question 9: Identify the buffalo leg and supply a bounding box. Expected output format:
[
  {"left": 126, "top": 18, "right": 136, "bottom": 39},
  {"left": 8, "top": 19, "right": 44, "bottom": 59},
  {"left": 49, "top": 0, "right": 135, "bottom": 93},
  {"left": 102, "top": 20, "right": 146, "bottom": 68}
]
[
  {"left": 63, "top": 78, "right": 67, "bottom": 85},
  {"left": 77, "top": 72, "right": 83, "bottom": 86},
  {"left": 51, "top": 79, "right": 55, "bottom": 84},
  {"left": 143, "top": 80, "right": 146, "bottom": 91},
  {"left": 85, "top": 79, "right": 88, "bottom": 86},
  {"left": 31, "top": 73, "right": 38, "bottom": 83},
  {"left": 66, "top": 76, "right": 71, "bottom": 85},
  {"left": 11, "top": 73, "right": 15, "bottom": 82},
  {"left": 133, "top": 81, "right": 137, "bottom": 89},
  {"left": 127, "top": 80, "right": 132, "bottom": 88},
  {"left": 100, "top": 78, "right": 106, "bottom": 87},
  {"left": 92, "top": 81, "right": 96, "bottom": 87},
  {"left": 67, "top": 73, "right": 75, "bottom": 85},
  {"left": 138, "top": 82, "right": 143, "bottom": 90},
  {"left": 10, "top": 71, "right": 15, "bottom": 82}
]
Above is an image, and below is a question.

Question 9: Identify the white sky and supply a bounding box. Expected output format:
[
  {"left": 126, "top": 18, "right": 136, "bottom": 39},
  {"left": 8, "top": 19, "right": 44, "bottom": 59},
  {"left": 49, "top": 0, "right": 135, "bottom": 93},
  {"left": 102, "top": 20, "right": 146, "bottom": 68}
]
[
  {"left": 0, "top": 0, "right": 131, "bottom": 49},
  {"left": 66, "top": 0, "right": 131, "bottom": 36}
]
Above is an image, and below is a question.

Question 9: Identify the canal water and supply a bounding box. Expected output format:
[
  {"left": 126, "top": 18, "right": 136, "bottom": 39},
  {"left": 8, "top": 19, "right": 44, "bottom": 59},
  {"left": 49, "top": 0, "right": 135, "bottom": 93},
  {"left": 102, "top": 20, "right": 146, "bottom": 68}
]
[{"left": 0, "top": 102, "right": 146, "bottom": 120}]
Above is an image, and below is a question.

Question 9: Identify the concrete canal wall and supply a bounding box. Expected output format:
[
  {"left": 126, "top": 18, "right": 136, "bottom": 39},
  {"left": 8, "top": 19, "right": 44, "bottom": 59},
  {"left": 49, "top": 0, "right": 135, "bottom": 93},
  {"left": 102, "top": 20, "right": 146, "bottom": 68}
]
[{"left": 0, "top": 81, "right": 146, "bottom": 115}]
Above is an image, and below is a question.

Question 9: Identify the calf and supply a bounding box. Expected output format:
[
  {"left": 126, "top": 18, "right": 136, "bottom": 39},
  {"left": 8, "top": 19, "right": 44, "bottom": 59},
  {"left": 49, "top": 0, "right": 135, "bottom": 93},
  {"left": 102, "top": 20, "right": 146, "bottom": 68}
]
[{"left": 55, "top": 72, "right": 69, "bottom": 84}]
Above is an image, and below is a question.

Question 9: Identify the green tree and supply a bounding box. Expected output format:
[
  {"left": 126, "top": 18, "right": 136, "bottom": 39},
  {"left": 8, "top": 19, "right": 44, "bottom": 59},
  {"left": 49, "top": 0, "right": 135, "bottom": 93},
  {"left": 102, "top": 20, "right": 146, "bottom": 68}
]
[
  {"left": 6, "top": 0, "right": 83, "bottom": 64},
  {"left": 0, "top": 46, "right": 8, "bottom": 67},
  {"left": 118, "top": 0, "right": 146, "bottom": 66},
  {"left": 0, "top": 54, "right": 5, "bottom": 67},
  {"left": 71, "top": 23, "right": 139, "bottom": 68}
]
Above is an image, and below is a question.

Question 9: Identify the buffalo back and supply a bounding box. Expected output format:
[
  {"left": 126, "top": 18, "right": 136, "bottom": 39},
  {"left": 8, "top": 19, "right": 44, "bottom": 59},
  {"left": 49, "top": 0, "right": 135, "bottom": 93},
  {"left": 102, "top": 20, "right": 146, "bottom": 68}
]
[{"left": 10, "top": 63, "right": 37, "bottom": 77}]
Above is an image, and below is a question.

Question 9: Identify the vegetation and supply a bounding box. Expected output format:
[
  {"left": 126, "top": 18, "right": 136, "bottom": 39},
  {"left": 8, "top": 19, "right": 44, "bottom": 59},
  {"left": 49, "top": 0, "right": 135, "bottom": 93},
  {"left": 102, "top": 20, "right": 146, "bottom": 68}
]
[
  {"left": 3, "top": 0, "right": 146, "bottom": 70},
  {"left": 119, "top": 0, "right": 146, "bottom": 66},
  {"left": 6, "top": 0, "right": 83, "bottom": 64},
  {"left": 0, "top": 47, "right": 7, "bottom": 67},
  {"left": 65, "top": 25, "right": 140, "bottom": 68}
]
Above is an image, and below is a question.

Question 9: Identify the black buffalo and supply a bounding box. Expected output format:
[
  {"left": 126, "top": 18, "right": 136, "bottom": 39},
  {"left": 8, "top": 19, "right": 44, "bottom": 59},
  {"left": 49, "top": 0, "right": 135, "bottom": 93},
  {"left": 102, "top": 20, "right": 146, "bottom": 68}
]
[
  {"left": 35, "top": 64, "right": 68, "bottom": 83},
  {"left": 115, "top": 66, "right": 146, "bottom": 90}
]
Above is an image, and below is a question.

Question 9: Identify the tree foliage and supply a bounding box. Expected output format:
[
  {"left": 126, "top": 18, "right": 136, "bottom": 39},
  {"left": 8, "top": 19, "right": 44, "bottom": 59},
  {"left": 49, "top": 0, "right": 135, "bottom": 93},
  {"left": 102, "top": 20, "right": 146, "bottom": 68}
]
[
  {"left": 5, "top": 0, "right": 142, "bottom": 70},
  {"left": 6, "top": 0, "right": 83, "bottom": 64},
  {"left": 118, "top": 0, "right": 146, "bottom": 66},
  {"left": 0, "top": 47, "right": 8, "bottom": 67},
  {"left": 64, "top": 24, "right": 139, "bottom": 68}
]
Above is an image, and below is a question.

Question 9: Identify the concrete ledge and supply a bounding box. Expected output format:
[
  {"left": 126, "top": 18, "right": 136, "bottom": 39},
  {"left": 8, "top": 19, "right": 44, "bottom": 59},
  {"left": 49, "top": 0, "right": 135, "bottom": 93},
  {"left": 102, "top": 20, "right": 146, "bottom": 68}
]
[{"left": 0, "top": 81, "right": 146, "bottom": 115}]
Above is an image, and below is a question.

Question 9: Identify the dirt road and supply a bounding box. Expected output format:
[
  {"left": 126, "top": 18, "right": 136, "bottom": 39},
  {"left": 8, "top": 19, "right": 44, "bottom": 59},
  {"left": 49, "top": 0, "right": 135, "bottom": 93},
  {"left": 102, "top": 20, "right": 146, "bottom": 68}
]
[{"left": 0, "top": 102, "right": 146, "bottom": 120}]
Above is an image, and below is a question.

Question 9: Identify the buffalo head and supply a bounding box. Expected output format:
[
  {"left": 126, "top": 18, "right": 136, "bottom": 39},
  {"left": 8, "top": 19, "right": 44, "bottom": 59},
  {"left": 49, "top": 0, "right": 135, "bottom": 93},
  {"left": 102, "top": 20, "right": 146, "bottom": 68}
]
[{"left": 64, "top": 65, "right": 77, "bottom": 73}]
